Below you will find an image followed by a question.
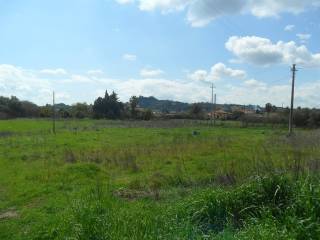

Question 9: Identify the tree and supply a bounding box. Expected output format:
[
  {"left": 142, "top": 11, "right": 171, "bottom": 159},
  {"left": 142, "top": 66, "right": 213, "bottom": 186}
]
[
  {"left": 93, "top": 97, "right": 105, "bottom": 119},
  {"left": 142, "top": 109, "right": 153, "bottom": 121},
  {"left": 265, "top": 103, "right": 273, "bottom": 119},
  {"left": 93, "top": 90, "right": 124, "bottom": 119},
  {"left": 272, "top": 105, "right": 277, "bottom": 112},
  {"left": 58, "top": 109, "right": 71, "bottom": 118},
  {"left": 21, "top": 101, "right": 40, "bottom": 117},
  {"left": 129, "top": 96, "right": 139, "bottom": 118},
  {"left": 71, "top": 103, "right": 91, "bottom": 119},
  {"left": 0, "top": 96, "right": 37, "bottom": 118},
  {"left": 265, "top": 103, "right": 272, "bottom": 113},
  {"left": 8, "top": 96, "right": 24, "bottom": 117},
  {"left": 308, "top": 110, "right": 320, "bottom": 128},
  {"left": 190, "top": 103, "right": 204, "bottom": 119},
  {"left": 108, "top": 91, "right": 123, "bottom": 118},
  {"left": 39, "top": 105, "right": 52, "bottom": 118},
  {"left": 294, "top": 108, "right": 310, "bottom": 127}
]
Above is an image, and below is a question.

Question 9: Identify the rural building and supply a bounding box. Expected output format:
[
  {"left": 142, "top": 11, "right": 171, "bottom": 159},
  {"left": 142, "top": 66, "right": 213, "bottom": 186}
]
[{"left": 208, "top": 110, "right": 231, "bottom": 120}]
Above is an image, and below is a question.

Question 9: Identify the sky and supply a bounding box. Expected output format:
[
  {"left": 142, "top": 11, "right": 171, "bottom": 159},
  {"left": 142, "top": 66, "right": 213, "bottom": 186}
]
[{"left": 0, "top": 0, "right": 319, "bottom": 107}]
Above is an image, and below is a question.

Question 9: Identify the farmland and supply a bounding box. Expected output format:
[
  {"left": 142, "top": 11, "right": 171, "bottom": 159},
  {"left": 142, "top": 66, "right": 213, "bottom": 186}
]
[{"left": 0, "top": 119, "right": 320, "bottom": 239}]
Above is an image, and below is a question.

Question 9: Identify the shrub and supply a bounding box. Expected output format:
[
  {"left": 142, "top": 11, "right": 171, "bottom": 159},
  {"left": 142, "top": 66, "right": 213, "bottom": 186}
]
[{"left": 185, "top": 175, "right": 294, "bottom": 232}]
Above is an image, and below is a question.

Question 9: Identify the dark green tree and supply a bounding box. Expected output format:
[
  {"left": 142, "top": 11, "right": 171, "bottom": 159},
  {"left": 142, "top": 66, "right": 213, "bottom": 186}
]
[
  {"left": 265, "top": 103, "right": 273, "bottom": 118},
  {"left": 8, "top": 96, "right": 23, "bottom": 117},
  {"left": 142, "top": 109, "right": 153, "bottom": 121},
  {"left": 129, "top": 96, "right": 139, "bottom": 118},
  {"left": 71, "top": 103, "right": 91, "bottom": 119},
  {"left": 21, "top": 101, "right": 40, "bottom": 117},
  {"left": 93, "top": 90, "right": 124, "bottom": 119},
  {"left": 190, "top": 103, "right": 204, "bottom": 119}
]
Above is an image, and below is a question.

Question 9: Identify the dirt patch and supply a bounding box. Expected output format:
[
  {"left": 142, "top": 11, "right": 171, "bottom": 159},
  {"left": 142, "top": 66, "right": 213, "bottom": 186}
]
[{"left": 0, "top": 209, "right": 19, "bottom": 220}]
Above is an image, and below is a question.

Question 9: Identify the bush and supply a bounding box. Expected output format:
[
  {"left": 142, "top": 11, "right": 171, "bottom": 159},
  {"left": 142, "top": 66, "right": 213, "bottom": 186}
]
[
  {"left": 294, "top": 108, "right": 320, "bottom": 128},
  {"left": 181, "top": 175, "right": 320, "bottom": 239},
  {"left": 185, "top": 175, "right": 294, "bottom": 232}
]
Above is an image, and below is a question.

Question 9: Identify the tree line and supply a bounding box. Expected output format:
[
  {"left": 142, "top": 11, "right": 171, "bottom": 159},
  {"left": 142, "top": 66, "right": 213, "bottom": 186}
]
[
  {"left": 238, "top": 103, "right": 320, "bottom": 128},
  {"left": 0, "top": 90, "right": 154, "bottom": 121},
  {"left": 0, "top": 91, "right": 319, "bottom": 128}
]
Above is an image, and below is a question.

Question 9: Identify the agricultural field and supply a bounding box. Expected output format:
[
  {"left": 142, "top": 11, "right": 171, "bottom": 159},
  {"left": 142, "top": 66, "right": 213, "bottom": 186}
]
[{"left": 0, "top": 119, "right": 320, "bottom": 239}]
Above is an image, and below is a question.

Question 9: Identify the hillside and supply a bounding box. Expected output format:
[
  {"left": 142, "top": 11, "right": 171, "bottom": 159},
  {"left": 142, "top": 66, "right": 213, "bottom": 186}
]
[{"left": 137, "top": 96, "right": 260, "bottom": 113}]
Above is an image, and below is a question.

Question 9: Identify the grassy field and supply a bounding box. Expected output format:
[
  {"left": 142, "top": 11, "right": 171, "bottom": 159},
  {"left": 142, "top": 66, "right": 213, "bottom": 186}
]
[{"left": 0, "top": 119, "right": 319, "bottom": 239}]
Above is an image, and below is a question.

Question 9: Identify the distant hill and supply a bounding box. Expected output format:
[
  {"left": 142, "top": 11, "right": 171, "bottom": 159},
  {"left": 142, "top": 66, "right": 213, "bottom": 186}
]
[
  {"left": 137, "top": 96, "right": 190, "bottom": 113},
  {"left": 137, "top": 96, "right": 260, "bottom": 113}
]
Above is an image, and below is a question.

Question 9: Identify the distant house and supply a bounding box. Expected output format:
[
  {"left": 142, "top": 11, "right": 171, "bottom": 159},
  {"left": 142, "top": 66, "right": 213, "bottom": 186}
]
[{"left": 208, "top": 110, "right": 231, "bottom": 120}]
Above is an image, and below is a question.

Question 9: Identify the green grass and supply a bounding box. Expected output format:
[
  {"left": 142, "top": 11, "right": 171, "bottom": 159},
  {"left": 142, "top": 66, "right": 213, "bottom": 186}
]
[{"left": 0, "top": 119, "right": 319, "bottom": 239}]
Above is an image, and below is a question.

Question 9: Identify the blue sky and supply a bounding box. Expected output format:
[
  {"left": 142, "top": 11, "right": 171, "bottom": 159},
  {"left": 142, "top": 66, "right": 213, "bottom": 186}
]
[{"left": 0, "top": 0, "right": 319, "bottom": 107}]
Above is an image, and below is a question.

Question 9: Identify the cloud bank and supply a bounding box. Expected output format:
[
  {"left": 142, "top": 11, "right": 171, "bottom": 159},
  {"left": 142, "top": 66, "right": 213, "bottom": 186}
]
[
  {"left": 1, "top": 64, "right": 319, "bottom": 108},
  {"left": 116, "top": 0, "right": 320, "bottom": 27},
  {"left": 226, "top": 36, "right": 320, "bottom": 67},
  {"left": 188, "top": 63, "right": 246, "bottom": 82}
]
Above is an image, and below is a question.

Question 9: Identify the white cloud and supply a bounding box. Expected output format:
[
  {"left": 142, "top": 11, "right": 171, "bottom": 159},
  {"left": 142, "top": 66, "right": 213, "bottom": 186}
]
[
  {"left": 188, "top": 69, "right": 208, "bottom": 82},
  {"left": 123, "top": 54, "right": 137, "bottom": 61},
  {"left": 116, "top": 0, "right": 135, "bottom": 4},
  {"left": 221, "top": 79, "right": 320, "bottom": 108},
  {"left": 188, "top": 63, "right": 246, "bottom": 82},
  {"left": 122, "top": 78, "right": 320, "bottom": 108},
  {"left": 296, "top": 33, "right": 312, "bottom": 43},
  {"left": 248, "top": 0, "right": 320, "bottom": 18},
  {"left": 117, "top": 0, "right": 320, "bottom": 27},
  {"left": 226, "top": 36, "right": 320, "bottom": 67},
  {"left": 55, "top": 92, "right": 71, "bottom": 102},
  {"left": 187, "top": 0, "right": 246, "bottom": 27},
  {"left": 284, "top": 24, "right": 295, "bottom": 31},
  {"left": 70, "top": 74, "right": 93, "bottom": 83},
  {"left": 1, "top": 64, "right": 320, "bottom": 108},
  {"left": 87, "top": 69, "right": 104, "bottom": 76},
  {"left": 221, "top": 82, "right": 291, "bottom": 106},
  {"left": 117, "top": 78, "right": 210, "bottom": 103},
  {"left": 244, "top": 79, "right": 267, "bottom": 88},
  {"left": 210, "top": 63, "right": 246, "bottom": 80},
  {"left": 0, "top": 64, "right": 209, "bottom": 104},
  {"left": 296, "top": 81, "right": 320, "bottom": 107},
  {"left": 40, "top": 68, "right": 67, "bottom": 76},
  {"left": 139, "top": 0, "right": 189, "bottom": 12},
  {"left": 0, "top": 65, "right": 52, "bottom": 104},
  {"left": 140, "top": 68, "right": 164, "bottom": 78}
]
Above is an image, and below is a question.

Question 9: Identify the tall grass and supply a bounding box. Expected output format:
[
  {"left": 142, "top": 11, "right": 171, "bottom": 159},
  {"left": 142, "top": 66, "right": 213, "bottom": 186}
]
[
  {"left": 26, "top": 174, "right": 320, "bottom": 240},
  {"left": 1, "top": 120, "right": 320, "bottom": 239}
]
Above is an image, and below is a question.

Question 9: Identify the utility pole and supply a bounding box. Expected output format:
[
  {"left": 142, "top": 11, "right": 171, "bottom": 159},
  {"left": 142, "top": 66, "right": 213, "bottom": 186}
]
[
  {"left": 52, "top": 91, "right": 56, "bottom": 134},
  {"left": 210, "top": 83, "right": 215, "bottom": 126},
  {"left": 213, "top": 93, "right": 217, "bottom": 126},
  {"left": 289, "top": 64, "right": 297, "bottom": 136}
]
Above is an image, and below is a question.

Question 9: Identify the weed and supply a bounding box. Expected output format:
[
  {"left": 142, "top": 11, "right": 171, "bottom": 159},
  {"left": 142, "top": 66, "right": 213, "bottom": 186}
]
[{"left": 64, "top": 149, "right": 77, "bottom": 163}]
